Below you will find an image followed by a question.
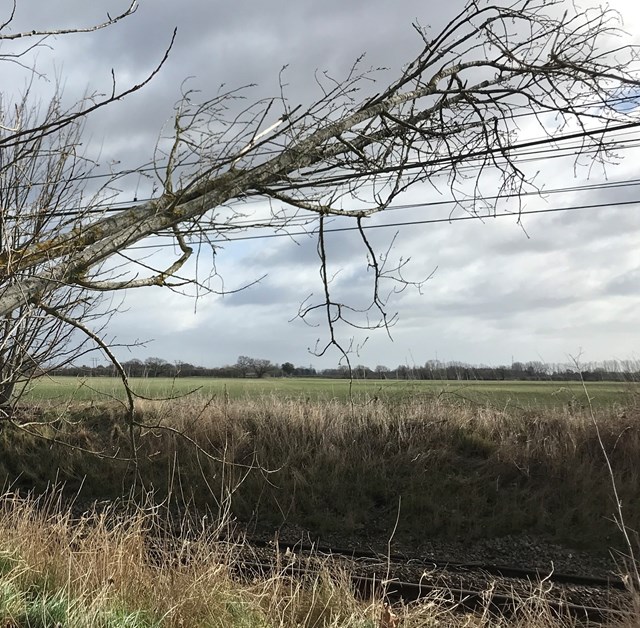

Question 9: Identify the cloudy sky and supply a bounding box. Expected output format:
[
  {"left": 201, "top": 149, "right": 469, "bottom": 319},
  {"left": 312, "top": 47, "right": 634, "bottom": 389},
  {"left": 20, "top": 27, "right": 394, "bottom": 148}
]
[{"left": 5, "top": 0, "right": 640, "bottom": 370}]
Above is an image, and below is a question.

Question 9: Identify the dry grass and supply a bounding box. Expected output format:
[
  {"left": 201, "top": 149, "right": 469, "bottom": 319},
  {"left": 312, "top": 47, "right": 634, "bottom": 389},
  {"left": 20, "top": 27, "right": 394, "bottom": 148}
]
[
  {"left": 143, "top": 394, "right": 640, "bottom": 547},
  {"left": 3, "top": 393, "right": 640, "bottom": 625},
  {"left": 0, "top": 492, "right": 367, "bottom": 627},
  {"left": 0, "top": 491, "right": 637, "bottom": 627},
  {"left": 1, "top": 393, "right": 639, "bottom": 549}
]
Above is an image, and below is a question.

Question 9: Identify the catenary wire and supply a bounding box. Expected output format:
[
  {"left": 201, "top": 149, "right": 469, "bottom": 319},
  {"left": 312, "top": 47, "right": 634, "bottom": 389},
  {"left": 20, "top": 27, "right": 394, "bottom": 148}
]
[
  {"left": 3, "top": 94, "right": 638, "bottom": 193},
  {"left": 123, "top": 197, "right": 640, "bottom": 250},
  {"left": 6, "top": 126, "right": 640, "bottom": 219}
]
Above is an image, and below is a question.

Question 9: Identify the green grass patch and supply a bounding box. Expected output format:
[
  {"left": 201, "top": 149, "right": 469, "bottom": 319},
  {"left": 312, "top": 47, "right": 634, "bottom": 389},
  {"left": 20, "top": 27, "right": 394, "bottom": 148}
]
[{"left": 23, "top": 376, "right": 635, "bottom": 409}]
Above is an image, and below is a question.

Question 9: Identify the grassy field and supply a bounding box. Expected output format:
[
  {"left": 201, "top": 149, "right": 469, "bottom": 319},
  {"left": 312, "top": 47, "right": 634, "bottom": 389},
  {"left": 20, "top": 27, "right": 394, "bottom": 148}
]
[
  {"left": 3, "top": 380, "right": 640, "bottom": 625},
  {"left": 24, "top": 375, "right": 635, "bottom": 408}
]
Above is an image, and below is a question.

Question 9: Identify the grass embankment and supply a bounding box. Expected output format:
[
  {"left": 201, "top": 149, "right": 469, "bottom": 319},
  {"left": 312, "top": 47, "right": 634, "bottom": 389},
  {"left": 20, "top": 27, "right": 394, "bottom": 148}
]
[
  {"left": 2, "top": 394, "right": 640, "bottom": 626},
  {"left": 1, "top": 393, "right": 638, "bottom": 550},
  {"left": 3, "top": 494, "right": 629, "bottom": 628}
]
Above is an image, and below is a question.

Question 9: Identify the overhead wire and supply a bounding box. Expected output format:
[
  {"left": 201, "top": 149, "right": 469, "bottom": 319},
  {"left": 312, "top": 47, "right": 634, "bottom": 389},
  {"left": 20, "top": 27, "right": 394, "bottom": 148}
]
[
  {"left": 9, "top": 169, "right": 640, "bottom": 241},
  {"left": 6, "top": 124, "right": 640, "bottom": 220},
  {"left": 123, "top": 197, "right": 640, "bottom": 250},
  {"left": 275, "top": 120, "right": 640, "bottom": 189},
  {"left": 2, "top": 91, "right": 638, "bottom": 193},
  {"left": 144, "top": 175, "right": 640, "bottom": 238},
  {"left": 4, "top": 112, "right": 640, "bottom": 255},
  {"left": 8, "top": 143, "right": 640, "bottom": 247}
]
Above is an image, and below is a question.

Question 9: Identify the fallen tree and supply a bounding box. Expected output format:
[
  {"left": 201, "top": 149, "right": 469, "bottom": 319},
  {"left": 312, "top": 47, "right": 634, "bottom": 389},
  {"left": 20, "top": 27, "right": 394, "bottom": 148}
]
[{"left": 2, "top": 0, "right": 640, "bottom": 372}]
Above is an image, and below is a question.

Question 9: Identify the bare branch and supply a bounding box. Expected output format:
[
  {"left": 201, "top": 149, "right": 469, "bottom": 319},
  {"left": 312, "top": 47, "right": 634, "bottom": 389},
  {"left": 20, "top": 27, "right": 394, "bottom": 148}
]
[
  {"left": 0, "top": 1, "right": 138, "bottom": 41},
  {"left": 2, "top": 0, "right": 640, "bottom": 365}
]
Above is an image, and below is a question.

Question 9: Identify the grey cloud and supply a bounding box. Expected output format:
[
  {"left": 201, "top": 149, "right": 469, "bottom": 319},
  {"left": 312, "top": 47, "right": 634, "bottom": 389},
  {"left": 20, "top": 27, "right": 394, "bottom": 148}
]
[
  {"left": 7, "top": 0, "right": 640, "bottom": 368},
  {"left": 223, "top": 276, "right": 302, "bottom": 307},
  {"left": 433, "top": 288, "right": 578, "bottom": 320},
  {"left": 238, "top": 222, "right": 397, "bottom": 272},
  {"left": 13, "top": 0, "right": 438, "bottom": 162},
  {"left": 602, "top": 267, "right": 640, "bottom": 297}
]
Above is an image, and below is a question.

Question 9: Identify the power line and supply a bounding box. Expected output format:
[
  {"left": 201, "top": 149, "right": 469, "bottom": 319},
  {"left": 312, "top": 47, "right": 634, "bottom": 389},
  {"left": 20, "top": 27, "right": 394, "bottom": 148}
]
[
  {"left": 124, "top": 197, "right": 640, "bottom": 250},
  {"left": 3, "top": 94, "right": 638, "bottom": 193},
  {"left": 152, "top": 177, "right": 640, "bottom": 235},
  {"left": 6, "top": 126, "right": 640, "bottom": 220},
  {"left": 279, "top": 120, "right": 640, "bottom": 190}
]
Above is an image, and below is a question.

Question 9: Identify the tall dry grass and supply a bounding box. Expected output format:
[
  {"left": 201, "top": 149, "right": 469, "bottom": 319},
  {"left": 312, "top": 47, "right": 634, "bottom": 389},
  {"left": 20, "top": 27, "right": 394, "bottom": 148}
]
[
  {"left": 0, "top": 490, "right": 636, "bottom": 627},
  {"left": 1, "top": 394, "right": 639, "bottom": 548},
  {"left": 0, "top": 491, "right": 372, "bottom": 627},
  {"left": 142, "top": 394, "right": 640, "bottom": 548}
]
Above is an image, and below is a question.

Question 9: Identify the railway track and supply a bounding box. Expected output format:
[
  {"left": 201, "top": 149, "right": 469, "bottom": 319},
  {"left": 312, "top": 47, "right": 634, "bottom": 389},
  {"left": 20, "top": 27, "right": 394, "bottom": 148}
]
[
  {"left": 235, "top": 558, "right": 629, "bottom": 624},
  {"left": 248, "top": 538, "right": 627, "bottom": 590},
  {"left": 27, "top": 498, "right": 634, "bottom": 623},
  {"left": 233, "top": 538, "right": 632, "bottom": 624},
  {"left": 115, "top": 506, "right": 633, "bottom": 625}
]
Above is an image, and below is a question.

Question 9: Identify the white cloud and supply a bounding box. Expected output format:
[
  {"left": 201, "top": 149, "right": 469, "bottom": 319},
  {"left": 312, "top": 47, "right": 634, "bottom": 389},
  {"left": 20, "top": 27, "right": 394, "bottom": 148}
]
[{"left": 5, "top": 0, "right": 640, "bottom": 368}]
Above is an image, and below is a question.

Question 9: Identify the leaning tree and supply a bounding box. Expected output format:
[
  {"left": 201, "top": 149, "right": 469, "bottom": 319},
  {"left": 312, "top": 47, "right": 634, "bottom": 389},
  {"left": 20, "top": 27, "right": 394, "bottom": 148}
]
[
  {"left": 1, "top": 0, "right": 640, "bottom": 403},
  {"left": 0, "top": 91, "right": 117, "bottom": 414},
  {"left": 0, "top": 1, "right": 176, "bottom": 415}
]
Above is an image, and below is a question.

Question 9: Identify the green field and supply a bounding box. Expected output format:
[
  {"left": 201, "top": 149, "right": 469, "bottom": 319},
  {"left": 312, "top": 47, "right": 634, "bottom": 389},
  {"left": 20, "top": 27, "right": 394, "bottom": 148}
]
[{"left": 23, "top": 376, "right": 635, "bottom": 409}]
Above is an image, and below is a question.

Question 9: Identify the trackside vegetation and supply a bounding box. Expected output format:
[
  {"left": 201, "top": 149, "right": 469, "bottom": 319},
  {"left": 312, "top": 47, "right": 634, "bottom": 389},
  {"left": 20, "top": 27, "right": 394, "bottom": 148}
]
[
  {"left": 2, "top": 388, "right": 640, "bottom": 626},
  {"left": 1, "top": 391, "right": 639, "bottom": 548},
  {"left": 4, "top": 493, "right": 634, "bottom": 628}
]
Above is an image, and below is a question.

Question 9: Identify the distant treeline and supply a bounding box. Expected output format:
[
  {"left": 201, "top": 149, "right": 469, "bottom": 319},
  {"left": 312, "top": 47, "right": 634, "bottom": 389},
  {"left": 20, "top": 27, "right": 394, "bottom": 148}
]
[{"left": 50, "top": 356, "right": 639, "bottom": 382}]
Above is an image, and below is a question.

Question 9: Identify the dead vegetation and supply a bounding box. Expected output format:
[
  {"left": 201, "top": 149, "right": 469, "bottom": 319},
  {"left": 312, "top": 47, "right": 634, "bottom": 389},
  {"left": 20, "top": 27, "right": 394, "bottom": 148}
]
[
  {"left": 1, "top": 392, "right": 640, "bottom": 625},
  {"left": 6, "top": 396, "right": 640, "bottom": 550},
  {"left": 1, "top": 393, "right": 639, "bottom": 552},
  {"left": 0, "top": 490, "right": 638, "bottom": 627}
]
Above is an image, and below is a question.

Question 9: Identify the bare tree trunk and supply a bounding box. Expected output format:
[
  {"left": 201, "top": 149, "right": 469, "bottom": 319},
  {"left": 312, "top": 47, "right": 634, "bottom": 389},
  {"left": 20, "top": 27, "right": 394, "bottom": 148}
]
[{"left": 1, "top": 0, "right": 640, "bottom": 362}]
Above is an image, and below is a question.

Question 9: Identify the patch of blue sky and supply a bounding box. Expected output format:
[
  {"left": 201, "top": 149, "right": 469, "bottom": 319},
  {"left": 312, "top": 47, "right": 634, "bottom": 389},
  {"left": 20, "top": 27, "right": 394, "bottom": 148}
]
[{"left": 607, "top": 86, "right": 640, "bottom": 113}]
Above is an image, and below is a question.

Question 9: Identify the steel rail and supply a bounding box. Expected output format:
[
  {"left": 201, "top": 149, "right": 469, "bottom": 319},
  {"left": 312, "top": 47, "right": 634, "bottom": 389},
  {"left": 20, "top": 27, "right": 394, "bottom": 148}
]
[
  {"left": 246, "top": 538, "right": 626, "bottom": 591},
  {"left": 234, "top": 558, "right": 628, "bottom": 624}
]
